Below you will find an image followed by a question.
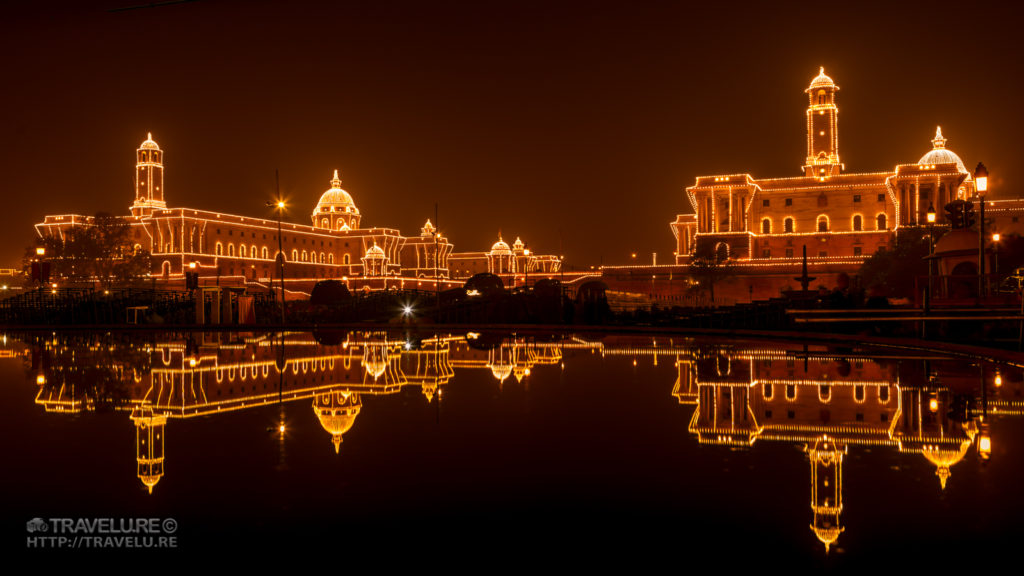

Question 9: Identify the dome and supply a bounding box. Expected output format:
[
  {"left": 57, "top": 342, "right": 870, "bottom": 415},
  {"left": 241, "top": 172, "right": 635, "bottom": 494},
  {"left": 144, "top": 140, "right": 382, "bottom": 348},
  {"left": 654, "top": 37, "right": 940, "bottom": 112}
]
[
  {"left": 140, "top": 132, "right": 160, "bottom": 150},
  {"left": 364, "top": 243, "right": 386, "bottom": 258},
  {"left": 314, "top": 170, "right": 359, "bottom": 215},
  {"left": 808, "top": 67, "right": 836, "bottom": 90},
  {"left": 922, "top": 440, "right": 971, "bottom": 490},
  {"left": 918, "top": 127, "right": 969, "bottom": 175},
  {"left": 490, "top": 237, "right": 511, "bottom": 255}
]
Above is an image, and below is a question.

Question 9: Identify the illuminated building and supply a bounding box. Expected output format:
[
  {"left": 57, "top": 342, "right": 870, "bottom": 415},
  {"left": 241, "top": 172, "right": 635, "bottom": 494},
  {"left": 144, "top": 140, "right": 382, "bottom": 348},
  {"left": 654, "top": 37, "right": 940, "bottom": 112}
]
[
  {"left": 35, "top": 135, "right": 561, "bottom": 294},
  {"left": 448, "top": 234, "right": 562, "bottom": 282},
  {"left": 668, "top": 68, "right": 1006, "bottom": 298}
]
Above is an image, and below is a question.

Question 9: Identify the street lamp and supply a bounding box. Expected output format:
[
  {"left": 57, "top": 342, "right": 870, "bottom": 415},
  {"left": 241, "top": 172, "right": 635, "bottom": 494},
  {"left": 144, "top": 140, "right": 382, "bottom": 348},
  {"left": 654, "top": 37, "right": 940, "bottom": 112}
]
[
  {"left": 992, "top": 233, "right": 1001, "bottom": 279},
  {"left": 926, "top": 203, "right": 936, "bottom": 320},
  {"left": 975, "top": 162, "right": 989, "bottom": 299},
  {"left": 524, "top": 247, "right": 530, "bottom": 291},
  {"left": 266, "top": 197, "right": 286, "bottom": 324}
]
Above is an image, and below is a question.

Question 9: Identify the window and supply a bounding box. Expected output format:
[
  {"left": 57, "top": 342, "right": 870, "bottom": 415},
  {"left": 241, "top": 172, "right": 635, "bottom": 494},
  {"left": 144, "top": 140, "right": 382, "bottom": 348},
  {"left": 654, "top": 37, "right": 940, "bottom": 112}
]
[
  {"left": 761, "top": 219, "right": 771, "bottom": 234},
  {"left": 785, "top": 198, "right": 793, "bottom": 207},
  {"left": 818, "top": 250, "right": 828, "bottom": 257},
  {"left": 764, "top": 384, "right": 773, "bottom": 399},
  {"left": 328, "top": 254, "right": 334, "bottom": 264},
  {"left": 761, "top": 249, "right": 771, "bottom": 258},
  {"left": 343, "top": 254, "right": 350, "bottom": 265},
  {"left": 853, "top": 215, "right": 862, "bottom": 231},
  {"left": 853, "top": 246, "right": 862, "bottom": 256},
  {"left": 228, "top": 244, "right": 235, "bottom": 257},
  {"left": 239, "top": 245, "right": 246, "bottom": 258},
  {"left": 853, "top": 194, "right": 861, "bottom": 203},
  {"left": 784, "top": 218, "right": 794, "bottom": 233},
  {"left": 251, "top": 245, "right": 257, "bottom": 258},
  {"left": 817, "top": 215, "right": 829, "bottom": 232},
  {"left": 762, "top": 199, "right": 770, "bottom": 207},
  {"left": 878, "top": 193, "right": 885, "bottom": 202},
  {"left": 261, "top": 247, "right": 268, "bottom": 259},
  {"left": 291, "top": 249, "right": 298, "bottom": 261},
  {"left": 215, "top": 242, "right": 223, "bottom": 256},
  {"left": 877, "top": 213, "right": 887, "bottom": 230},
  {"left": 785, "top": 248, "right": 794, "bottom": 258}
]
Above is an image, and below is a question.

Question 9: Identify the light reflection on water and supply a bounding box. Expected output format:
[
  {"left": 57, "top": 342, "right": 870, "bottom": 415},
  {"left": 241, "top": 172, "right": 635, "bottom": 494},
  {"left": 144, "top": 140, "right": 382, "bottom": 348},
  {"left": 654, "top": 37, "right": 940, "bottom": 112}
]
[{"left": 1, "top": 330, "right": 1022, "bottom": 566}]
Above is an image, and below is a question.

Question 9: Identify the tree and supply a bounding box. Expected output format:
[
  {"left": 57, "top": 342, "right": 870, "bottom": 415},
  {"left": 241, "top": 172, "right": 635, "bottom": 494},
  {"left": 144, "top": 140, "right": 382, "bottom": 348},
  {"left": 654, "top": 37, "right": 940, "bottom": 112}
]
[
  {"left": 26, "top": 212, "right": 151, "bottom": 288},
  {"left": 689, "top": 237, "right": 735, "bottom": 303},
  {"left": 857, "top": 227, "right": 929, "bottom": 299}
]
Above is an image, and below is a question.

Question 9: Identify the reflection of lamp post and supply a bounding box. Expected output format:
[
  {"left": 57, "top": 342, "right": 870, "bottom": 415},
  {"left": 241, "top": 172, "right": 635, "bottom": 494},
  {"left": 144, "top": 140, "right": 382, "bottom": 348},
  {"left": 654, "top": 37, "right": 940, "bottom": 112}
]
[
  {"left": 975, "top": 162, "right": 989, "bottom": 299},
  {"left": 266, "top": 197, "right": 286, "bottom": 324}
]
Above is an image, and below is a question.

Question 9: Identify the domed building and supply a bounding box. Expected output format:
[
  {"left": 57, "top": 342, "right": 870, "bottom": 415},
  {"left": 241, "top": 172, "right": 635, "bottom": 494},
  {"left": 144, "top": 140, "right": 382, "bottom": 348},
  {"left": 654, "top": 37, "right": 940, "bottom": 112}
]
[{"left": 666, "top": 67, "right": 1021, "bottom": 301}]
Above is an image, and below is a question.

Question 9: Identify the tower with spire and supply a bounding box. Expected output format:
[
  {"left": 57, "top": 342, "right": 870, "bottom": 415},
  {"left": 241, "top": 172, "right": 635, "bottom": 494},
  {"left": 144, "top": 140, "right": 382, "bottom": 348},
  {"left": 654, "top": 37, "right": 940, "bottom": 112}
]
[
  {"left": 131, "top": 133, "right": 167, "bottom": 217},
  {"left": 804, "top": 67, "right": 842, "bottom": 178}
]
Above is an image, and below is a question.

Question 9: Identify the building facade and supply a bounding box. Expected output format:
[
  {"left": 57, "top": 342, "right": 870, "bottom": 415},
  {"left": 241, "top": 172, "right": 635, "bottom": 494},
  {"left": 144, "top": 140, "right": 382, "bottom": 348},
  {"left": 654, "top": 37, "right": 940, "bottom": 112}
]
[{"left": 35, "top": 135, "right": 561, "bottom": 294}]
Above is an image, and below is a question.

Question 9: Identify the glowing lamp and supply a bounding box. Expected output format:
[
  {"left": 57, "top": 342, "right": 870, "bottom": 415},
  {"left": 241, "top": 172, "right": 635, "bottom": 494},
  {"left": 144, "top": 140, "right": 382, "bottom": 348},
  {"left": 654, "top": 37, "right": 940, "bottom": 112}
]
[
  {"left": 278, "top": 424, "right": 286, "bottom": 434},
  {"left": 926, "top": 204, "right": 936, "bottom": 224},
  {"left": 277, "top": 201, "right": 285, "bottom": 209},
  {"left": 979, "top": 434, "right": 992, "bottom": 460},
  {"left": 189, "top": 357, "right": 197, "bottom": 368},
  {"left": 36, "top": 374, "right": 46, "bottom": 385},
  {"left": 929, "top": 398, "right": 939, "bottom": 412},
  {"left": 35, "top": 247, "right": 45, "bottom": 256},
  {"left": 974, "top": 162, "right": 988, "bottom": 194},
  {"left": 189, "top": 262, "right": 196, "bottom": 269},
  {"left": 995, "top": 373, "right": 1003, "bottom": 387},
  {"left": 993, "top": 233, "right": 1001, "bottom": 242}
]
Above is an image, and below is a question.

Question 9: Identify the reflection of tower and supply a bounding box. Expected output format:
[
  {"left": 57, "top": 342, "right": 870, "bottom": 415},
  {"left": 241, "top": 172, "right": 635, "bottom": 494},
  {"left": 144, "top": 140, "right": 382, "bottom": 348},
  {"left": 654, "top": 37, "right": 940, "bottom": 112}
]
[
  {"left": 131, "top": 406, "right": 167, "bottom": 494},
  {"left": 131, "top": 133, "right": 166, "bottom": 217},
  {"left": 312, "top": 391, "right": 362, "bottom": 454},
  {"left": 808, "top": 435, "right": 845, "bottom": 553},
  {"left": 487, "top": 344, "right": 514, "bottom": 385}
]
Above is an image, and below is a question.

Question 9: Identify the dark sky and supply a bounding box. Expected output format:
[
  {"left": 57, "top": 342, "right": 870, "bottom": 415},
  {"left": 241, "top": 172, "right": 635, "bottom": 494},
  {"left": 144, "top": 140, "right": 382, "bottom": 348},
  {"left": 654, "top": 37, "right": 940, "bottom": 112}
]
[{"left": 2, "top": 0, "right": 1020, "bottom": 268}]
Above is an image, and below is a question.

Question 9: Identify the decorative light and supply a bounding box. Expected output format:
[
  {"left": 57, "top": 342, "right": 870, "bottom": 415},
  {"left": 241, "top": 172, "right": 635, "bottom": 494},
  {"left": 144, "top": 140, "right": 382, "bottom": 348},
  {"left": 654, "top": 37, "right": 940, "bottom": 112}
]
[
  {"left": 974, "top": 163, "right": 988, "bottom": 194},
  {"left": 36, "top": 247, "right": 45, "bottom": 256},
  {"left": 926, "top": 204, "right": 936, "bottom": 224}
]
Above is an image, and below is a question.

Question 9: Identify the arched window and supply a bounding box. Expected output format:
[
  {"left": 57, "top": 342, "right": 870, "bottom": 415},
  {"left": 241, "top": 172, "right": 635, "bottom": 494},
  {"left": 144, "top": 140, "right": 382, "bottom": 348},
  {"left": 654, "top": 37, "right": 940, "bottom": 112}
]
[
  {"left": 301, "top": 250, "right": 308, "bottom": 262},
  {"left": 817, "top": 90, "right": 826, "bottom": 105},
  {"left": 322, "top": 218, "right": 329, "bottom": 228},
  {"left": 852, "top": 215, "right": 862, "bottom": 231},
  {"left": 215, "top": 242, "right": 223, "bottom": 256},
  {"left": 328, "top": 253, "right": 334, "bottom": 264},
  {"left": 817, "top": 215, "right": 829, "bottom": 232},
  {"left": 715, "top": 242, "right": 729, "bottom": 261},
  {"left": 320, "top": 252, "right": 326, "bottom": 263},
  {"left": 761, "top": 218, "right": 771, "bottom": 234},
  {"left": 784, "top": 218, "right": 794, "bottom": 233},
  {"left": 261, "top": 246, "right": 268, "bottom": 259},
  {"left": 343, "top": 254, "right": 350, "bottom": 265},
  {"left": 292, "top": 249, "right": 298, "bottom": 261},
  {"left": 877, "top": 213, "right": 887, "bottom": 230},
  {"left": 239, "top": 245, "right": 247, "bottom": 258},
  {"left": 228, "top": 244, "right": 235, "bottom": 257}
]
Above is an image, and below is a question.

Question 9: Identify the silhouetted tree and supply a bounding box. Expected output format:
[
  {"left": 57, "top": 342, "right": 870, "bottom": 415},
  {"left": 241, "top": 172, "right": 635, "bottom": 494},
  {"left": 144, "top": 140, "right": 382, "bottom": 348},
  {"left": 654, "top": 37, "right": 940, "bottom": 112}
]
[
  {"left": 858, "top": 228, "right": 928, "bottom": 299},
  {"left": 689, "top": 237, "right": 735, "bottom": 303},
  {"left": 25, "top": 212, "right": 151, "bottom": 287}
]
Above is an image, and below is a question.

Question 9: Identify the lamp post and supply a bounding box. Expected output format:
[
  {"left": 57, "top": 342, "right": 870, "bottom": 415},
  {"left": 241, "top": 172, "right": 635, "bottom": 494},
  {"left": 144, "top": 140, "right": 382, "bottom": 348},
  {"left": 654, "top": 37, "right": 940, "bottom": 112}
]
[
  {"left": 992, "top": 233, "right": 1000, "bottom": 280},
  {"left": 925, "top": 204, "right": 936, "bottom": 338},
  {"left": 975, "top": 162, "right": 989, "bottom": 299},
  {"left": 266, "top": 198, "right": 286, "bottom": 325},
  {"left": 523, "top": 247, "right": 530, "bottom": 291}
]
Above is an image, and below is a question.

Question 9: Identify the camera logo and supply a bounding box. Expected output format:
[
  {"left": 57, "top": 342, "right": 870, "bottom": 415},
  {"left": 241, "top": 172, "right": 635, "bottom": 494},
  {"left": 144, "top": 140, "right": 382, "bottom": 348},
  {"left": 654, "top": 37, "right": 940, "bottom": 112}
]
[{"left": 26, "top": 518, "right": 48, "bottom": 533}]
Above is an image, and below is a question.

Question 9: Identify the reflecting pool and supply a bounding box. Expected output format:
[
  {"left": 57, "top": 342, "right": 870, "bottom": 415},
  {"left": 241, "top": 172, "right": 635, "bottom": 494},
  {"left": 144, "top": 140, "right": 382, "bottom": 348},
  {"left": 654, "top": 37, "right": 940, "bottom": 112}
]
[{"left": 2, "top": 330, "right": 1022, "bottom": 567}]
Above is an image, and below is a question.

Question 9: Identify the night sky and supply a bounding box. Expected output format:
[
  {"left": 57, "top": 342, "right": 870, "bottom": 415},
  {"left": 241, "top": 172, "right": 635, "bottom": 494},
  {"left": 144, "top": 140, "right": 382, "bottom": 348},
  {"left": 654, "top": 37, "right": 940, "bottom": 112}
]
[{"left": 2, "top": 0, "right": 1020, "bottom": 268}]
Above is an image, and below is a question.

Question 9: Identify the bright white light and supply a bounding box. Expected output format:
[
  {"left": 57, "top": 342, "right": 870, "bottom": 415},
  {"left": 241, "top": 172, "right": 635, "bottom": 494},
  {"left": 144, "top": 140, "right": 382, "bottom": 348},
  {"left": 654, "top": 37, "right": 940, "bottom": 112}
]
[{"left": 402, "top": 305, "right": 413, "bottom": 316}]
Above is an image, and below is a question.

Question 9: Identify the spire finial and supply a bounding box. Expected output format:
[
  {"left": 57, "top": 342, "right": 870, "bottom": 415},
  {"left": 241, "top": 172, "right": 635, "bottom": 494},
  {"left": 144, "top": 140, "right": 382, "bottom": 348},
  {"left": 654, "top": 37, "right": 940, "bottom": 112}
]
[
  {"left": 819, "top": 66, "right": 825, "bottom": 75},
  {"left": 147, "top": 132, "right": 152, "bottom": 141},
  {"left": 331, "top": 169, "right": 342, "bottom": 188},
  {"left": 932, "top": 126, "right": 947, "bottom": 149}
]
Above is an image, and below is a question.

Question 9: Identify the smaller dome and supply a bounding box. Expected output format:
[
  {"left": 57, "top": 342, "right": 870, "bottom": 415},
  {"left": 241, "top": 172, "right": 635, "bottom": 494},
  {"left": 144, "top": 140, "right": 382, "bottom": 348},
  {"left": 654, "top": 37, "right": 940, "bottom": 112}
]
[
  {"left": 140, "top": 132, "right": 160, "bottom": 150},
  {"left": 808, "top": 67, "right": 836, "bottom": 90},
  {"left": 365, "top": 243, "right": 386, "bottom": 258},
  {"left": 490, "top": 237, "right": 511, "bottom": 255},
  {"left": 422, "top": 219, "right": 436, "bottom": 236},
  {"left": 512, "top": 237, "right": 524, "bottom": 250},
  {"left": 918, "top": 127, "right": 969, "bottom": 175}
]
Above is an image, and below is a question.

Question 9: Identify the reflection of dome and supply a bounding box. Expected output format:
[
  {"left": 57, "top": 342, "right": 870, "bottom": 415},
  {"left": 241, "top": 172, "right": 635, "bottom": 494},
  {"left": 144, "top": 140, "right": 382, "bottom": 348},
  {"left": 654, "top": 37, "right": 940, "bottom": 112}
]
[
  {"left": 140, "top": 132, "right": 160, "bottom": 150},
  {"left": 808, "top": 66, "right": 836, "bottom": 90},
  {"left": 362, "top": 342, "right": 390, "bottom": 380},
  {"left": 313, "top": 392, "right": 362, "bottom": 454},
  {"left": 490, "top": 237, "right": 511, "bottom": 255},
  {"left": 314, "top": 170, "right": 359, "bottom": 215},
  {"left": 922, "top": 441, "right": 971, "bottom": 490},
  {"left": 918, "top": 127, "right": 969, "bottom": 175},
  {"left": 490, "top": 363, "right": 512, "bottom": 382}
]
